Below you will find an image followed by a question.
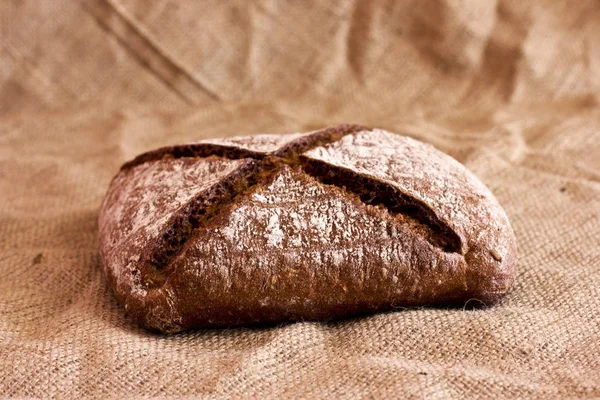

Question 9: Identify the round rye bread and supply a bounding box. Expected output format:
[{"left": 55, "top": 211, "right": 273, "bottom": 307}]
[{"left": 98, "top": 125, "right": 517, "bottom": 333}]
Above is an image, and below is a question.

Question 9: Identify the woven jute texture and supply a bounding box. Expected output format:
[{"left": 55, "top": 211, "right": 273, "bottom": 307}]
[{"left": 1, "top": 1, "right": 599, "bottom": 398}]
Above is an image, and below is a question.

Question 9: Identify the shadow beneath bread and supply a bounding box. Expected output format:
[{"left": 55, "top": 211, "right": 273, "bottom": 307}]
[{"left": 108, "top": 297, "right": 503, "bottom": 340}]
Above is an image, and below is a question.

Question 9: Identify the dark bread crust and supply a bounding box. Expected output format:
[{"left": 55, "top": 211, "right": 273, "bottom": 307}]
[{"left": 98, "top": 125, "right": 517, "bottom": 333}]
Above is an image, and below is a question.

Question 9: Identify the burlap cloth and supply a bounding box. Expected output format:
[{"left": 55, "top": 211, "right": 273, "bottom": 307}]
[{"left": 1, "top": 1, "right": 599, "bottom": 398}]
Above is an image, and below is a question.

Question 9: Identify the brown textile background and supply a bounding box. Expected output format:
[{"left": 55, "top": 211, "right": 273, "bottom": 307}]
[{"left": 1, "top": 1, "right": 599, "bottom": 398}]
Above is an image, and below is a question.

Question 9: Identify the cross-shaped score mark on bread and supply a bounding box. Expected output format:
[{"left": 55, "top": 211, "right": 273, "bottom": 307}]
[{"left": 121, "top": 125, "right": 463, "bottom": 288}]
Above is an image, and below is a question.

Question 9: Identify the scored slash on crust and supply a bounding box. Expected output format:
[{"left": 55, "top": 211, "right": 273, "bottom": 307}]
[{"left": 122, "top": 125, "right": 464, "bottom": 288}]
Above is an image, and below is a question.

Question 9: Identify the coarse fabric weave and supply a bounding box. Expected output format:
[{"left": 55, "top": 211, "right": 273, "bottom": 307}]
[{"left": 1, "top": 1, "right": 599, "bottom": 398}]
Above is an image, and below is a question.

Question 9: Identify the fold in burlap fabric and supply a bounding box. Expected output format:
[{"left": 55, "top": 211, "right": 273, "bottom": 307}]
[{"left": 1, "top": 1, "right": 599, "bottom": 398}]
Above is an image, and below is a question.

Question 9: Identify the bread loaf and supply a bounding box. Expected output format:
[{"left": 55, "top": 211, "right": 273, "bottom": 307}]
[{"left": 98, "top": 125, "right": 517, "bottom": 333}]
